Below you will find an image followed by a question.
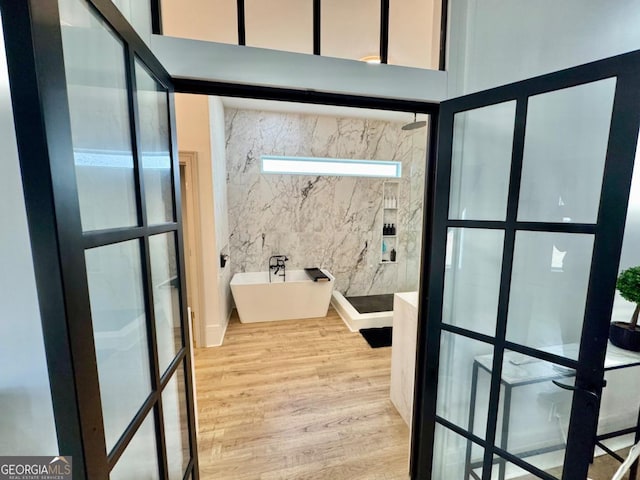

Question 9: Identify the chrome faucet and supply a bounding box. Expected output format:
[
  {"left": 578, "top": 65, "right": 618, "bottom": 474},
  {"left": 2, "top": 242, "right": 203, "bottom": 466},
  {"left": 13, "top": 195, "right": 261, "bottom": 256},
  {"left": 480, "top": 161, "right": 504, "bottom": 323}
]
[{"left": 269, "top": 255, "right": 289, "bottom": 283}]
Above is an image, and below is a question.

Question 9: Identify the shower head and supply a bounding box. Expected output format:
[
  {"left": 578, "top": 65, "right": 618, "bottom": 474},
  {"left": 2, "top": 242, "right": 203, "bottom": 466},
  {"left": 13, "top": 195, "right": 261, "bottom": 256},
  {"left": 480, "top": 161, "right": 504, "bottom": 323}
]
[{"left": 402, "top": 113, "right": 427, "bottom": 131}]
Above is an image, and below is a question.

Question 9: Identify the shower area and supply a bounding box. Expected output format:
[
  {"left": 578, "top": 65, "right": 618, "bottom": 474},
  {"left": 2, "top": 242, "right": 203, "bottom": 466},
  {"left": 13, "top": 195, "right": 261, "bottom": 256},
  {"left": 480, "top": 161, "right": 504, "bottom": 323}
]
[{"left": 224, "top": 103, "right": 429, "bottom": 328}]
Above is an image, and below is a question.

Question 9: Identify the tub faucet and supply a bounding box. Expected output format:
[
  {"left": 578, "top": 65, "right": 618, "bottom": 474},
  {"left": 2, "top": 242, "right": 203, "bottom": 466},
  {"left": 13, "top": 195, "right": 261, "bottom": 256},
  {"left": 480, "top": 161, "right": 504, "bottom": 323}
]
[{"left": 269, "top": 255, "right": 289, "bottom": 283}]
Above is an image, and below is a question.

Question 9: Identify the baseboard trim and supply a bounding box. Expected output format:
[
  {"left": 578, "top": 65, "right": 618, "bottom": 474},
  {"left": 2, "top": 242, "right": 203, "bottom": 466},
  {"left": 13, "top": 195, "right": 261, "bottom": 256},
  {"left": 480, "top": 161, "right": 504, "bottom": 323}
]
[{"left": 204, "top": 308, "right": 232, "bottom": 347}]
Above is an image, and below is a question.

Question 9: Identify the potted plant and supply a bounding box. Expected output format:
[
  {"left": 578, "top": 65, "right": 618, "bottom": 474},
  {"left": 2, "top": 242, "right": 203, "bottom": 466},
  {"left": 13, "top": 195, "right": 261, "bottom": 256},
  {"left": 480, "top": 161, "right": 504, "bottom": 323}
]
[{"left": 610, "top": 266, "right": 640, "bottom": 351}]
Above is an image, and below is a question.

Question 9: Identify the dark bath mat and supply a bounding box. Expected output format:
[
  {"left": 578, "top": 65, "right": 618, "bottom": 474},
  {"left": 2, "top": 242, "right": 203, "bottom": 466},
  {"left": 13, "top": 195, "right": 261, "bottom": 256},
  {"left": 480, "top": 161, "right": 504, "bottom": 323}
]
[
  {"left": 346, "top": 294, "right": 394, "bottom": 314},
  {"left": 359, "top": 327, "right": 393, "bottom": 348}
]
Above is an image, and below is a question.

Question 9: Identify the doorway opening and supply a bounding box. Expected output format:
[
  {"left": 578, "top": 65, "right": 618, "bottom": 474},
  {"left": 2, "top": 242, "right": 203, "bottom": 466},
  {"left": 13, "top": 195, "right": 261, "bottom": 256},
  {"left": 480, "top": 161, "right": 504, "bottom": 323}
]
[
  {"left": 173, "top": 93, "right": 433, "bottom": 479},
  {"left": 179, "top": 152, "right": 203, "bottom": 349}
]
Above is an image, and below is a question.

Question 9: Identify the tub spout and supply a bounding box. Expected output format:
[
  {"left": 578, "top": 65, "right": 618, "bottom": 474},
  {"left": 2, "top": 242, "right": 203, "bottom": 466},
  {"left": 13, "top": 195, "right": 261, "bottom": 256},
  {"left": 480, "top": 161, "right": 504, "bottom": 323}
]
[{"left": 268, "top": 255, "right": 289, "bottom": 283}]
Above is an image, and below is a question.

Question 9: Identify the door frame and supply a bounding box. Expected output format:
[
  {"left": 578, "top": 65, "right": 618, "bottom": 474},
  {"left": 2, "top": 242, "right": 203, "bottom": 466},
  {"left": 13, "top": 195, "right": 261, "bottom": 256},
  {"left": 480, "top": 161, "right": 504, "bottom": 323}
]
[
  {"left": 411, "top": 50, "right": 640, "bottom": 480},
  {"left": 179, "top": 151, "right": 204, "bottom": 348}
]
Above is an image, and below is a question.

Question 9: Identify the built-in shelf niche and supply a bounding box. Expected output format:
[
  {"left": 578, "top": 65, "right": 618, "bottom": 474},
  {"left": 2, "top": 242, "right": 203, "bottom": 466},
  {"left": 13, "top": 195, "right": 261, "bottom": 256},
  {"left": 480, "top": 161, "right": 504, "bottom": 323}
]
[{"left": 381, "top": 180, "right": 399, "bottom": 264}]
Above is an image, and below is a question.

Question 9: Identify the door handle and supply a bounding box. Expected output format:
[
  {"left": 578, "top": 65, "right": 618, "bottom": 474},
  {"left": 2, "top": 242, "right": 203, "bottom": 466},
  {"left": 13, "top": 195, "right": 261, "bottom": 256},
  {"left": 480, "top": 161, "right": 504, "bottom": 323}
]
[{"left": 552, "top": 380, "right": 600, "bottom": 402}]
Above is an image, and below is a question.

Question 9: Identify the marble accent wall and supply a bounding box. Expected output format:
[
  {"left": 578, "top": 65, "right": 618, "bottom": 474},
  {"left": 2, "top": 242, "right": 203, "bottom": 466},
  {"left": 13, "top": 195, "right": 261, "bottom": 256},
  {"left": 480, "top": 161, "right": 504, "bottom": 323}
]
[{"left": 225, "top": 109, "right": 427, "bottom": 296}]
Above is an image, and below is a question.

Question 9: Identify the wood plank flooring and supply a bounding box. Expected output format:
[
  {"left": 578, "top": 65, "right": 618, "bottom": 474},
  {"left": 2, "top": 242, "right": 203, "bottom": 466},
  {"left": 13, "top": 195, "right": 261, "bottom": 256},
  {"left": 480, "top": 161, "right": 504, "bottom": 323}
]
[{"left": 194, "top": 308, "right": 410, "bottom": 480}]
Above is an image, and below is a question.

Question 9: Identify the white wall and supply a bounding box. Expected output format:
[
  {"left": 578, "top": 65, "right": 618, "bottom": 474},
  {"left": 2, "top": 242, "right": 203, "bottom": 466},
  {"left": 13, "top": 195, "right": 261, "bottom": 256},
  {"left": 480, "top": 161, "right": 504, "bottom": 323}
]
[
  {"left": 209, "top": 97, "right": 232, "bottom": 330},
  {"left": 0, "top": 15, "right": 58, "bottom": 455},
  {"left": 447, "top": 0, "right": 640, "bottom": 95},
  {"left": 174, "top": 94, "right": 228, "bottom": 346}
]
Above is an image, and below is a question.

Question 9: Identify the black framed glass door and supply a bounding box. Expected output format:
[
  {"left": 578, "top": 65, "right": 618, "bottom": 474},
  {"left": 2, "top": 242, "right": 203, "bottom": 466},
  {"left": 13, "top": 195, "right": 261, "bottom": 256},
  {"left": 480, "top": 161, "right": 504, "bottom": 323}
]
[
  {"left": 1, "top": 0, "right": 199, "bottom": 478},
  {"left": 413, "top": 51, "right": 640, "bottom": 480}
]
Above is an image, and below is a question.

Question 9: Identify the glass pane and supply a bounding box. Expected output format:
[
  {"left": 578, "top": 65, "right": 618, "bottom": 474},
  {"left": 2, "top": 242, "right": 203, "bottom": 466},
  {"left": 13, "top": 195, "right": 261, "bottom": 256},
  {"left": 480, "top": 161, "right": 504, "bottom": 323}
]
[
  {"left": 245, "top": 0, "right": 312, "bottom": 54},
  {"left": 443, "top": 228, "right": 504, "bottom": 337},
  {"left": 149, "top": 233, "right": 183, "bottom": 375},
  {"left": 86, "top": 240, "right": 151, "bottom": 451},
  {"left": 161, "top": 0, "right": 237, "bottom": 44},
  {"left": 495, "top": 351, "right": 575, "bottom": 479},
  {"left": 321, "top": 0, "right": 380, "bottom": 61},
  {"left": 388, "top": 0, "right": 434, "bottom": 69},
  {"left": 110, "top": 414, "right": 160, "bottom": 480},
  {"left": 437, "top": 332, "right": 494, "bottom": 437},
  {"left": 490, "top": 455, "right": 562, "bottom": 480},
  {"left": 135, "top": 60, "right": 174, "bottom": 225},
  {"left": 60, "top": 0, "right": 138, "bottom": 232},
  {"left": 612, "top": 132, "right": 640, "bottom": 324},
  {"left": 518, "top": 79, "right": 617, "bottom": 224},
  {"left": 433, "top": 423, "right": 485, "bottom": 479},
  {"left": 506, "top": 232, "right": 594, "bottom": 358},
  {"left": 449, "top": 101, "right": 517, "bottom": 221},
  {"left": 163, "top": 366, "right": 191, "bottom": 480},
  {"left": 0, "top": 15, "right": 58, "bottom": 454},
  {"left": 111, "top": 0, "right": 152, "bottom": 43}
]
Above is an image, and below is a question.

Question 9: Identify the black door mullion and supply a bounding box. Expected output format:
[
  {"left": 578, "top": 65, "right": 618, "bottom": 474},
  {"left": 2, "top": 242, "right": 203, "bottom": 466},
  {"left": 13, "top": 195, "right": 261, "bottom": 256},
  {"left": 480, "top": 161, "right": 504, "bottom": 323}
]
[
  {"left": 481, "top": 96, "right": 528, "bottom": 479},
  {"left": 126, "top": 44, "right": 147, "bottom": 228},
  {"left": 411, "top": 102, "right": 455, "bottom": 479},
  {"left": 410, "top": 112, "right": 439, "bottom": 478},
  {"left": 440, "top": 322, "right": 582, "bottom": 371},
  {"left": 313, "top": 0, "right": 321, "bottom": 55},
  {"left": 379, "top": 0, "right": 389, "bottom": 64},
  {"left": 128, "top": 43, "right": 170, "bottom": 480},
  {"left": 237, "top": 0, "right": 246, "bottom": 45},
  {"left": 141, "top": 235, "right": 171, "bottom": 480},
  {"left": 83, "top": 223, "right": 179, "bottom": 249},
  {"left": 107, "top": 389, "right": 160, "bottom": 467},
  {"left": 562, "top": 69, "right": 640, "bottom": 480},
  {"left": 151, "top": 0, "right": 163, "bottom": 35},
  {"left": 446, "top": 220, "right": 597, "bottom": 234},
  {"left": 480, "top": 226, "right": 514, "bottom": 480}
]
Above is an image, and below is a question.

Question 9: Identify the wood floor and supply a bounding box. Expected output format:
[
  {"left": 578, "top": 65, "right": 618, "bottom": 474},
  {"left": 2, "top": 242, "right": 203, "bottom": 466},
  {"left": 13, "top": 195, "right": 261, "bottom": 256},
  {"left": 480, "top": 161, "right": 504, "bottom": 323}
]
[{"left": 194, "top": 308, "right": 410, "bottom": 480}]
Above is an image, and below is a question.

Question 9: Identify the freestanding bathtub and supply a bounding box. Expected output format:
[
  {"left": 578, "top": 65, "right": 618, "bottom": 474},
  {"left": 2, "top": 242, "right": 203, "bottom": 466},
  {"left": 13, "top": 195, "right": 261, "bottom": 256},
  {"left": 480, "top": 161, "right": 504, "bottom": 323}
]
[{"left": 230, "top": 269, "right": 335, "bottom": 323}]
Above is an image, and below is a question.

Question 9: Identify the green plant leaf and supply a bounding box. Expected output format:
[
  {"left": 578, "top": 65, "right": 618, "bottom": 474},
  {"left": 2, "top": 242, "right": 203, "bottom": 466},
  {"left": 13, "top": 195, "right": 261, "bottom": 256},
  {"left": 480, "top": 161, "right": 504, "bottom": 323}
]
[{"left": 617, "top": 266, "right": 640, "bottom": 304}]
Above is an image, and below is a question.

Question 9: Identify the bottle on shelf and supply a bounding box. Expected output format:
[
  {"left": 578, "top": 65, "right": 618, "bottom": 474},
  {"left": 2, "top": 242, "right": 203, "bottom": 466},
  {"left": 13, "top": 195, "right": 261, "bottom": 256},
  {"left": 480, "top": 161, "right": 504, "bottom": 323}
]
[{"left": 390, "top": 248, "right": 396, "bottom": 262}]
